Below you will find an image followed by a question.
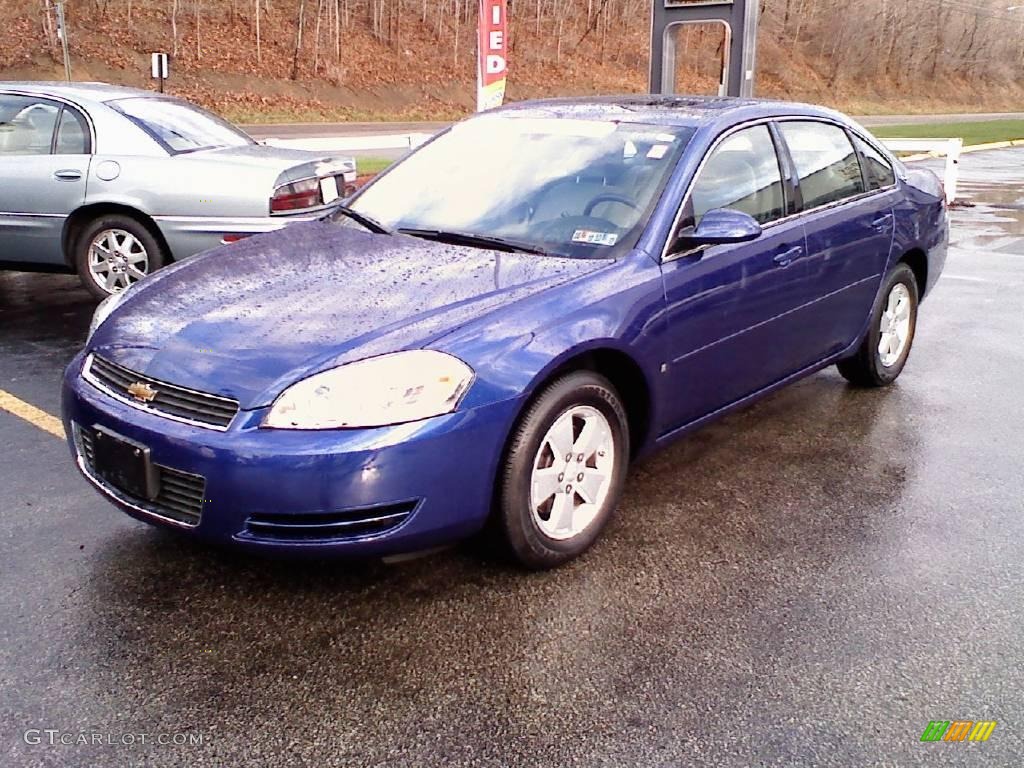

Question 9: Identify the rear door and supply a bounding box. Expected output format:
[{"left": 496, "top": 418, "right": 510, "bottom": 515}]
[
  {"left": 0, "top": 94, "right": 92, "bottom": 265},
  {"left": 777, "top": 120, "right": 897, "bottom": 355},
  {"left": 659, "top": 123, "right": 816, "bottom": 431}
]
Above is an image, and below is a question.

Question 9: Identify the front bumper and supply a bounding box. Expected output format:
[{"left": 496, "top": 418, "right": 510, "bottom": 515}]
[{"left": 61, "top": 352, "right": 518, "bottom": 557}]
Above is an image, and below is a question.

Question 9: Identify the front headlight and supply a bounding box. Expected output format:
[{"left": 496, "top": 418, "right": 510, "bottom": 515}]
[
  {"left": 86, "top": 291, "right": 126, "bottom": 344},
  {"left": 262, "top": 350, "right": 475, "bottom": 430}
]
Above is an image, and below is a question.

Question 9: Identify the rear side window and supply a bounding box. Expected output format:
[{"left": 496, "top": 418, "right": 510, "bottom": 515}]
[
  {"left": 0, "top": 95, "right": 59, "bottom": 156},
  {"left": 780, "top": 121, "right": 865, "bottom": 210},
  {"left": 55, "top": 106, "right": 90, "bottom": 154},
  {"left": 852, "top": 135, "right": 896, "bottom": 190},
  {"left": 691, "top": 124, "right": 786, "bottom": 226}
]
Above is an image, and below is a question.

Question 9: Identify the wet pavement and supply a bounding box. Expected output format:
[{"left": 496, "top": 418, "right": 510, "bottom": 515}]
[{"left": 2, "top": 149, "right": 1024, "bottom": 767}]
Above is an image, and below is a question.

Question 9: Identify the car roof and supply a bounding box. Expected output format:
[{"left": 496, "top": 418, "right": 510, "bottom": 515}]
[
  {"left": 0, "top": 81, "right": 158, "bottom": 105},
  {"left": 491, "top": 94, "right": 850, "bottom": 129}
]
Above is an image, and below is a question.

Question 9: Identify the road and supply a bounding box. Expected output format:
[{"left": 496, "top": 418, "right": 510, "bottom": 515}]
[
  {"left": 2, "top": 148, "right": 1024, "bottom": 766},
  {"left": 243, "top": 112, "right": 1024, "bottom": 141}
]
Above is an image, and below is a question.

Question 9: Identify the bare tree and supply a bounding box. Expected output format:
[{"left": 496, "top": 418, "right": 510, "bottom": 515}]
[{"left": 291, "top": 0, "right": 306, "bottom": 80}]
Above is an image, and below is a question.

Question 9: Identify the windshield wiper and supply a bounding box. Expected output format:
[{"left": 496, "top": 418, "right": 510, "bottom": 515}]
[
  {"left": 397, "top": 228, "right": 551, "bottom": 256},
  {"left": 329, "top": 205, "right": 392, "bottom": 235}
]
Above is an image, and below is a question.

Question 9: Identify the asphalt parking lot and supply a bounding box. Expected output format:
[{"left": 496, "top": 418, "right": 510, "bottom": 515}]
[{"left": 2, "top": 148, "right": 1023, "bottom": 767}]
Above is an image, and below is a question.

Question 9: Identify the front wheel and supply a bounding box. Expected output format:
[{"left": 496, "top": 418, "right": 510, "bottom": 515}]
[
  {"left": 74, "top": 214, "right": 166, "bottom": 300},
  {"left": 837, "top": 262, "right": 919, "bottom": 387},
  {"left": 497, "top": 371, "right": 630, "bottom": 570}
]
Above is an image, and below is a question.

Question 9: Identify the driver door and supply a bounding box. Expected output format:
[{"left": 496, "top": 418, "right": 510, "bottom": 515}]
[{"left": 658, "top": 123, "right": 815, "bottom": 432}]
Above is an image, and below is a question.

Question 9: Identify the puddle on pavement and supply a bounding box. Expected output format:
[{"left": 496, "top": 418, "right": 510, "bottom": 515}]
[{"left": 917, "top": 148, "right": 1024, "bottom": 252}]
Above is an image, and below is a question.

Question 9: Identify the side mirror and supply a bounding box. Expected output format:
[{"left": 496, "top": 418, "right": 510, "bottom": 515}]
[{"left": 673, "top": 208, "right": 763, "bottom": 252}]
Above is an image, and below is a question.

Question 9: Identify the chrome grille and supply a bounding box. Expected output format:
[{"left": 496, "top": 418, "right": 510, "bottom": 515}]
[
  {"left": 85, "top": 354, "right": 239, "bottom": 430},
  {"left": 77, "top": 425, "right": 206, "bottom": 527},
  {"left": 244, "top": 501, "right": 418, "bottom": 542}
]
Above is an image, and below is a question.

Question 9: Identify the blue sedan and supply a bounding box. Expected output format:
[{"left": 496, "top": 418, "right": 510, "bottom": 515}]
[{"left": 62, "top": 96, "right": 948, "bottom": 569}]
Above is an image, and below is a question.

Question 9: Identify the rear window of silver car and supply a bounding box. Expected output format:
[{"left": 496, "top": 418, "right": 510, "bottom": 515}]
[{"left": 107, "top": 97, "right": 252, "bottom": 155}]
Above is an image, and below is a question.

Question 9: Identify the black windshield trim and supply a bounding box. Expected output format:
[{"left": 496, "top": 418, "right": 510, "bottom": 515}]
[
  {"left": 328, "top": 205, "right": 393, "bottom": 235},
  {"left": 397, "top": 228, "right": 555, "bottom": 257}
]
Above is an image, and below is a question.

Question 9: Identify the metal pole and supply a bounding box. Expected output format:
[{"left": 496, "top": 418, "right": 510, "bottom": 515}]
[
  {"left": 56, "top": 2, "right": 72, "bottom": 81},
  {"left": 739, "top": 0, "right": 759, "bottom": 97}
]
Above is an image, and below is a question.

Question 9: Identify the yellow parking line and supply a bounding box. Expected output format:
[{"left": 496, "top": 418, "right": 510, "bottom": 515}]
[{"left": 0, "top": 390, "right": 65, "bottom": 439}]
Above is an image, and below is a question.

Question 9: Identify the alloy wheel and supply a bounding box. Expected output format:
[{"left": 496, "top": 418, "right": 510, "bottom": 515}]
[
  {"left": 530, "top": 405, "right": 615, "bottom": 541},
  {"left": 878, "top": 282, "right": 912, "bottom": 367},
  {"left": 88, "top": 228, "right": 150, "bottom": 294}
]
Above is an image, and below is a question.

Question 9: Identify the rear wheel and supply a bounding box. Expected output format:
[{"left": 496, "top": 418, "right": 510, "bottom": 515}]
[
  {"left": 74, "top": 214, "right": 166, "bottom": 300},
  {"left": 497, "top": 371, "right": 629, "bottom": 569},
  {"left": 837, "top": 262, "right": 919, "bottom": 387}
]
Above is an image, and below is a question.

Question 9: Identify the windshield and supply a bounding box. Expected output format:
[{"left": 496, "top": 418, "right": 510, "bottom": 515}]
[
  {"left": 108, "top": 97, "right": 253, "bottom": 155},
  {"left": 349, "top": 115, "right": 694, "bottom": 258}
]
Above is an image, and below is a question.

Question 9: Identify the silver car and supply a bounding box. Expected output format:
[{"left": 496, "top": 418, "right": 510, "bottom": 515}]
[{"left": 0, "top": 82, "right": 356, "bottom": 299}]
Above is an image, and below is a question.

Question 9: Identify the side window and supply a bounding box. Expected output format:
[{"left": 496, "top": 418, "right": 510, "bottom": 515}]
[
  {"left": 780, "top": 121, "right": 865, "bottom": 210},
  {"left": 0, "top": 95, "right": 60, "bottom": 156},
  {"left": 55, "top": 106, "right": 90, "bottom": 154},
  {"left": 691, "top": 124, "right": 786, "bottom": 226},
  {"left": 852, "top": 135, "right": 895, "bottom": 191}
]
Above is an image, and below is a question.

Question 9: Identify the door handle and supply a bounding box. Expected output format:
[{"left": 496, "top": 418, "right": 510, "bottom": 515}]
[
  {"left": 773, "top": 246, "right": 803, "bottom": 267},
  {"left": 871, "top": 213, "right": 893, "bottom": 230},
  {"left": 53, "top": 169, "right": 82, "bottom": 181}
]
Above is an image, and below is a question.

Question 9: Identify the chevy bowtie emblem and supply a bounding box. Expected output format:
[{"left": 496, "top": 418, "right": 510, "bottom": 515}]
[{"left": 127, "top": 381, "right": 158, "bottom": 403}]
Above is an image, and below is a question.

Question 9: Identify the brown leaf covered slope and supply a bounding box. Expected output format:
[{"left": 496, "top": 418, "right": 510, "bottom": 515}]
[{"left": 3, "top": 0, "right": 1023, "bottom": 121}]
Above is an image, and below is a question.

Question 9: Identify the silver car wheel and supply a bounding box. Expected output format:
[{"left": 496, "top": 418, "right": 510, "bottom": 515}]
[
  {"left": 878, "top": 283, "right": 912, "bottom": 368},
  {"left": 88, "top": 228, "right": 150, "bottom": 294},
  {"left": 530, "top": 405, "right": 615, "bottom": 541}
]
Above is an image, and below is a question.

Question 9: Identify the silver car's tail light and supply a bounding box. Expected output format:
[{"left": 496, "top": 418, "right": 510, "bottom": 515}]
[{"left": 270, "top": 178, "right": 321, "bottom": 213}]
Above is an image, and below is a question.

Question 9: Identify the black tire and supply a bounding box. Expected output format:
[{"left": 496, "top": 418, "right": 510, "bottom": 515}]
[
  {"left": 73, "top": 214, "right": 166, "bottom": 301},
  {"left": 837, "top": 262, "right": 919, "bottom": 387},
  {"left": 497, "top": 371, "right": 630, "bottom": 570}
]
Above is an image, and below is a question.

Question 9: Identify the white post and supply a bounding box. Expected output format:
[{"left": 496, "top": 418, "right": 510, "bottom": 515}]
[{"left": 944, "top": 138, "right": 963, "bottom": 205}]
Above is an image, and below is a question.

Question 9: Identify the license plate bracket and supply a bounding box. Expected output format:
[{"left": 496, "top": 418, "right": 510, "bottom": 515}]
[{"left": 91, "top": 426, "right": 160, "bottom": 501}]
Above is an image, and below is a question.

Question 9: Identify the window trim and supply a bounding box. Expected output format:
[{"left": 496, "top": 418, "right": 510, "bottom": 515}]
[
  {"left": 774, "top": 116, "right": 899, "bottom": 201},
  {"left": 849, "top": 130, "right": 897, "bottom": 193},
  {"left": 687, "top": 122, "right": 790, "bottom": 231},
  {"left": 777, "top": 119, "right": 868, "bottom": 212},
  {"left": 767, "top": 121, "right": 801, "bottom": 217},
  {"left": 662, "top": 117, "right": 793, "bottom": 263},
  {"left": 0, "top": 90, "right": 95, "bottom": 156},
  {"left": 662, "top": 115, "right": 900, "bottom": 264},
  {"left": 53, "top": 103, "right": 93, "bottom": 155}
]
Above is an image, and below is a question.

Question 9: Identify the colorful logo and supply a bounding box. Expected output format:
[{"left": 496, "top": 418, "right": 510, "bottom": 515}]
[{"left": 921, "top": 721, "right": 997, "bottom": 742}]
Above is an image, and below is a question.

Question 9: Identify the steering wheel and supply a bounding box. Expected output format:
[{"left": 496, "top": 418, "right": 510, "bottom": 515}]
[{"left": 583, "top": 193, "right": 639, "bottom": 217}]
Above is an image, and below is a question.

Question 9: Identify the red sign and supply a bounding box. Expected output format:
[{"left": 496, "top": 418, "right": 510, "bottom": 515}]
[{"left": 477, "top": 0, "right": 508, "bottom": 111}]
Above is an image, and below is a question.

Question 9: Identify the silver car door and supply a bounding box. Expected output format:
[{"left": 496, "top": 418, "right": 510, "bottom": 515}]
[{"left": 0, "top": 95, "right": 91, "bottom": 266}]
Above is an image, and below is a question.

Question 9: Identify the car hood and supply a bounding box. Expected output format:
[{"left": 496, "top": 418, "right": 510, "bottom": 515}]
[{"left": 91, "top": 222, "right": 609, "bottom": 409}]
